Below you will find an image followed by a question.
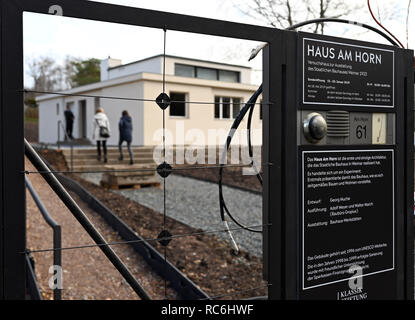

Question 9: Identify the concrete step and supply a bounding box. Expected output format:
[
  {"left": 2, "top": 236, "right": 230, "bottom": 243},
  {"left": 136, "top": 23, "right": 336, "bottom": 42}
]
[
  {"left": 69, "top": 158, "right": 155, "bottom": 166},
  {"left": 68, "top": 161, "right": 157, "bottom": 168},
  {"left": 65, "top": 153, "right": 156, "bottom": 161},
  {"left": 62, "top": 148, "right": 155, "bottom": 156},
  {"left": 70, "top": 164, "right": 158, "bottom": 172}
]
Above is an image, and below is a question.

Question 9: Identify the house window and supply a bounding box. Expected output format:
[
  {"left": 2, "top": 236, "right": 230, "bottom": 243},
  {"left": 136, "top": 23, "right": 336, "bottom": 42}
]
[
  {"left": 196, "top": 67, "right": 217, "bottom": 81},
  {"left": 175, "top": 64, "right": 195, "bottom": 78},
  {"left": 174, "top": 63, "right": 240, "bottom": 83},
  {"left": 214, "top": 96, "right": 242, "bottom": 119},
  {"left": 232, "top": 98, "right": 241, "bottom": 118},
  {"left": 169, "top": 92, "right": 187, "bottom": 117},
  {"left": 56, "top": 103, "right": 60, "bottom": 115},
  {"left": 222, "top": 97, "right": 231, "bottom": 118},
  {"left": 219, "top": 70, "right": 239, "bottom": 83}
]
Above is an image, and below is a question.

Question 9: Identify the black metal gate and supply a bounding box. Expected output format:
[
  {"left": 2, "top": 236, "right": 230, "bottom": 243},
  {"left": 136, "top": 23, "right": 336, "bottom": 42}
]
[{"left": 0, "top": 0, "right": 279, "bottom": 300}]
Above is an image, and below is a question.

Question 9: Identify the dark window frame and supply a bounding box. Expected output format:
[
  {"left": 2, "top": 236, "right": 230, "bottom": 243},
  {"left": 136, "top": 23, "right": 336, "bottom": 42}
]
[{"left": 169, "top": 92, "right": 188, "bottom": 118}]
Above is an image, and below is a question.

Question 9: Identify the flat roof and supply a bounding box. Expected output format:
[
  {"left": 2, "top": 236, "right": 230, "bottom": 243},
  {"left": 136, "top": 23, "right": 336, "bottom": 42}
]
[{"left": 108, "top": 54, "right": 252, "bottom": 71}]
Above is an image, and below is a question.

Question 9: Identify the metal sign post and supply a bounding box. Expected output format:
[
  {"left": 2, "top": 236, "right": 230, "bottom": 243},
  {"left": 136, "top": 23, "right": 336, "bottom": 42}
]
[{"left": 263, "top": 31, "right": 414, "bottom": 300}]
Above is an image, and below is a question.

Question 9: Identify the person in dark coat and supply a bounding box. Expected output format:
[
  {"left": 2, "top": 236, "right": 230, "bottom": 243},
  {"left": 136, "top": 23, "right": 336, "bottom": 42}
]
[
  {"left": 64, "top": 105, "right": 75, "bottom": 139},
  {"left": 118, "top": 110, "right": 134, "bottom": 165}
]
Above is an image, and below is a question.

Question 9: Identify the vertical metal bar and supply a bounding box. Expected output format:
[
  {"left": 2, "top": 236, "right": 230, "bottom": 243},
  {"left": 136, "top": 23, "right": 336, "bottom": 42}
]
[
  {"left": 263, "top": 34, "right": 283, "bottom": 300},
  {"left": 53, "top": 225, "right": 62, "bottom": 300},
  {"left": 403, "top": 51, "right": 414, "bottom": 300},
  {"left": 25, "top": 177, "right": 62, "bottom": 300},
  {"left": 1, "top": 0, "right": 26, "bottom": 299}
]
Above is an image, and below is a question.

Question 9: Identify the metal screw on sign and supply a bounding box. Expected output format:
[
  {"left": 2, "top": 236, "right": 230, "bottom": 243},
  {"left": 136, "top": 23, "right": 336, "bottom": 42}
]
[{"left": 156, "top": 93, "right": 171, "bottom": 110}]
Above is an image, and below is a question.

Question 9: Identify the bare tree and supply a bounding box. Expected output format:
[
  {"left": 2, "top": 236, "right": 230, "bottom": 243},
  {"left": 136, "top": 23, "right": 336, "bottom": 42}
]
[
  {"left": 238, "top": 0, "right": 362, "bottom": 33},
  {"left": 27, "top": 55, "right": 101, "bottom": 91},
  {"left": 27, "top": 57, "right": 63, "bottom": 92}
]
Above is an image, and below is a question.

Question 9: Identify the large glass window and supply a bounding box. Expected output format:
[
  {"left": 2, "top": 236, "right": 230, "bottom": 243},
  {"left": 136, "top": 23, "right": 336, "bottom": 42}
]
[
  {"left": 219, "top": 70, "right": 239, "bottom": 83},
  {"left": 169, "top": 92, "right": 187, "bottom": 117},
  {"left": 175, "top": 64, "right": 195, "bottom": 78},
  {"left": 196, "top": 67, "right": 217, "bottom": 80}
]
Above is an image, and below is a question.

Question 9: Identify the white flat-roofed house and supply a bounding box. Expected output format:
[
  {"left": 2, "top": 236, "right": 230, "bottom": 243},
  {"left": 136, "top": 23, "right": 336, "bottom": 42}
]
[{"left": 37, "top": 55, "right": 262, "bottom": 146}]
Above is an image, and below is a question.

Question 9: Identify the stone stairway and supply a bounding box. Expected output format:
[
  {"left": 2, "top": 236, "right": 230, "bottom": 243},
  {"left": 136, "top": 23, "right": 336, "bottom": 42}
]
[{"left": 61, "top": 146, "right": 156, "bottom": 172}]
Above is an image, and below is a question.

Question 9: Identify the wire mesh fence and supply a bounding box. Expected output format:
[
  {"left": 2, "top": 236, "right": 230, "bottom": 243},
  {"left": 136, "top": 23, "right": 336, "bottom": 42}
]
[{"left": 23, "top": 25, "right": 270, "bottom": 300}]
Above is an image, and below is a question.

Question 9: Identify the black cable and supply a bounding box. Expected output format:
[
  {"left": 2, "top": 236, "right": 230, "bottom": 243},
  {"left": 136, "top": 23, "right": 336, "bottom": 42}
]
[
  {"left": 247, "top": 101, "right": 263, "bottom": 185},
  {"left": 287, "top": 17, "right": 401, "bottom": 47},
  {"left": 219, "top": 85, "right": 263, "bottom": 236}
]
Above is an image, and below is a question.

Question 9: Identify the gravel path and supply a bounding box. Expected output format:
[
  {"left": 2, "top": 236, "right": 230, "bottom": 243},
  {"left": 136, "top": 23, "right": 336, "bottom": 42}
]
[
  {"left": 26, "top": 158, "right": 176, "bottom": 300},
  {"left": 80, "top": 173, "right": 263, "bottom": 257}
]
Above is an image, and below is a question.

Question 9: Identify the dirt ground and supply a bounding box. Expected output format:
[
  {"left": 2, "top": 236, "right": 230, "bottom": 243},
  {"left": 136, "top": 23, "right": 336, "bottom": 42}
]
[
  {"left": 37, "top": 149, "right": 267, "bottom": 300},
  {"left": 26, "top": 158, "right": 178, "bottom": 300}
]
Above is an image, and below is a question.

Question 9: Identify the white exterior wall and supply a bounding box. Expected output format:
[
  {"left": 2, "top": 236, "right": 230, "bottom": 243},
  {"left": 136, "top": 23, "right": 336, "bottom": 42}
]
[
  {"left": 98, "top": 82, "right": 145, "bottom": 145},
  {"left": 142, "top": 73, "right": 261, "bottom": 147},
  {"left": 39, "top": 56, "right": 257, "bottom": 146},
  {"left": 38, "top": 92, "right": 99, "bottom": 144},
  {"left": 106, "top": 58, "right": 162, "bottom": 81},
  {"left": 104, "top": 56, "right": 252, "bottom": 84},
  {"left": 100, "top": 58, "right": 122, "bottom": 81},
  {"left": 38, "top": 82, "right": 145, "bottom": 146},
  {"left": 39, "top": 99, "right": 62, "bottom": 144}
]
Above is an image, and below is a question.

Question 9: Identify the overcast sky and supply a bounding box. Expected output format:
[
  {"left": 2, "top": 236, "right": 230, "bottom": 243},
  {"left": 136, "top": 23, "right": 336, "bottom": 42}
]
[{"left": 23, "top": 0, "right": 414, "bottom": 88}]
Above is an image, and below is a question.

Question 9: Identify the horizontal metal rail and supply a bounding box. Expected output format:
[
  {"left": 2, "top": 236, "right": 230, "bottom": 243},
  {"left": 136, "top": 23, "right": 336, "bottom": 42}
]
[
  {"left": 24, "top": 138, "right": 151, "bottom": 300},
  {"left": 25, "top": 255, "right": 42, "bottom": 300},
  {"left": 25, "top": 176, "right": 62, "bottom": 300}
]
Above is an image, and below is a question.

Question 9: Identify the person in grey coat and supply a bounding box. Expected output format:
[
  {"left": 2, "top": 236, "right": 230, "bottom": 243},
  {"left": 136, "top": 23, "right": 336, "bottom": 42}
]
[{"left": 118, "top": 110, "right": 134, "bottom": 165}]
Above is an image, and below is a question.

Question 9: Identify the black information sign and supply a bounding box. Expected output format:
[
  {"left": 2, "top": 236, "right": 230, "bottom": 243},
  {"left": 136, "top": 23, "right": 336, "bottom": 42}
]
[
  {"left": 301, "top": 149, "right": 395, "bottom": 299},
  {"left": 302, "top": 37, "right": 394, "bottom": 108}
]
